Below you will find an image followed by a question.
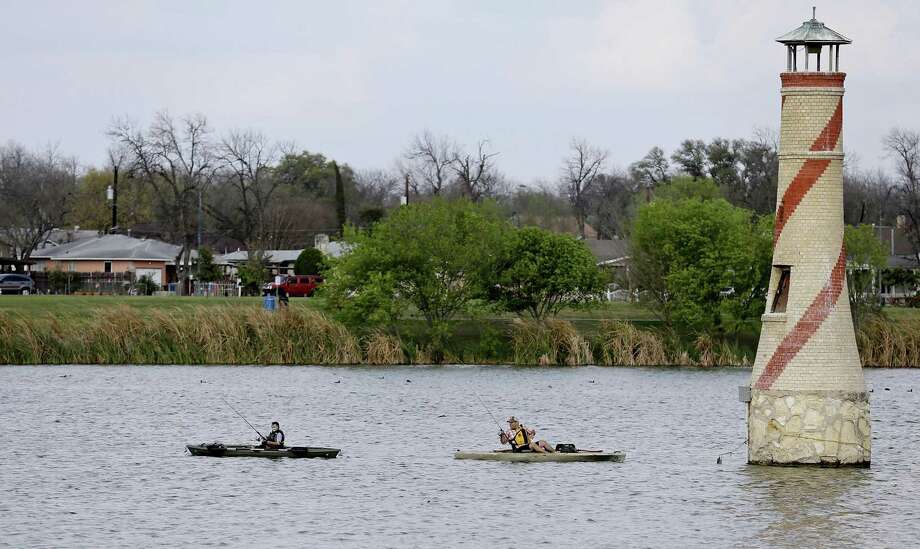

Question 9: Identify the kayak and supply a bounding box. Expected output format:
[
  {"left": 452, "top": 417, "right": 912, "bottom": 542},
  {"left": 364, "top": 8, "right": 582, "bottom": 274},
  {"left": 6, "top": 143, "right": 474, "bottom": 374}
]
[
  {"left": 186, "top": 443, "right": 340, "bottom": 459},
  {"left": 454, "top": 449, "right": 625, "bottom": 463}
]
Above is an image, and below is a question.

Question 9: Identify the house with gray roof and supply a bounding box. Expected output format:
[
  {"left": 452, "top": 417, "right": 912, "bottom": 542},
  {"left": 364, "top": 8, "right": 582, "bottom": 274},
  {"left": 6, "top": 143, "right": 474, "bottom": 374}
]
[{"left": 30, "top": 234, "right": 183, "bottom": 286}]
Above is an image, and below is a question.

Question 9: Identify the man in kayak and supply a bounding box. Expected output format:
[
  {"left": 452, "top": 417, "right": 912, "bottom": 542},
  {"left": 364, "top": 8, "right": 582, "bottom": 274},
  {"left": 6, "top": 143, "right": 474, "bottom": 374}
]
[
  {"left": 499, "top": 416, "right": 555, "bottom": 453},
  {"left": 261, "top": 421, "right": 285, "bottom": 448}
]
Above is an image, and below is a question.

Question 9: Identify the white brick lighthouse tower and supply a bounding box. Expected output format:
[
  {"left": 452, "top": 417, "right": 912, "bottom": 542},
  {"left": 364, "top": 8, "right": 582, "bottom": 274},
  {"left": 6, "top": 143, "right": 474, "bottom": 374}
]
[{"left": 747, "top": 10, "right": 870, "bottom": 466}]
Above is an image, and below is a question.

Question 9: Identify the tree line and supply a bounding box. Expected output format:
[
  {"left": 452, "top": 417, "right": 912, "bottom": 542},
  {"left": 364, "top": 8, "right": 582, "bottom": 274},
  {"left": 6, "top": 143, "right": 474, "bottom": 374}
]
[{"left": 3, "top": 112, "right": 920, "bottom": 272}]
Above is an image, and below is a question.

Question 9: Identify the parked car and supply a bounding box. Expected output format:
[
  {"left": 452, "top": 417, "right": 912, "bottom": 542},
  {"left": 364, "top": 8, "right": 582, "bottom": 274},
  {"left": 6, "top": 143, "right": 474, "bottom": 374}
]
[
  {"left": 262, "top": 275, "right": 324, "bottom": 297},
  {"left": 0, "top": 273, "right": 34, "bottom": 295}
]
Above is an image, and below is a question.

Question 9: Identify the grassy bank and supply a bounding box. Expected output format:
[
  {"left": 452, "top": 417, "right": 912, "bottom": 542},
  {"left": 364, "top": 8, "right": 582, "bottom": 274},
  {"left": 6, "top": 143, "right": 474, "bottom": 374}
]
[{"left": 0, "top": 296, "right": 916, "bottom": 366}]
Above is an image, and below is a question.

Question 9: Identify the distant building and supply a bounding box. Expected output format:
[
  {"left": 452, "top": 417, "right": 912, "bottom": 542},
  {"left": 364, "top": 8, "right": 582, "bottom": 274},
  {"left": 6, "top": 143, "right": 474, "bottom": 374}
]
[
  {"left": 873, "top": 224, "right": 920, "bottom": 302},
  {"left": 215, "top": 250, "right": 304, "bottom": 278},
  {"left": 584, "top": 238, "right": 632, "bottom": 301},
  {"left": 314, "top": 234, "right": 351, "bottom": 259},
  {"left": 30, "top": 234, "right": 183, "bottom": 286}
]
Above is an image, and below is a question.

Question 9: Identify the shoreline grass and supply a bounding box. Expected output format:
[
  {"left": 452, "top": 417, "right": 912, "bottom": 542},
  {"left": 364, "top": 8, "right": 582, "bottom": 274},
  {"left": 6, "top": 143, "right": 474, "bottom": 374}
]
[{"left": 0, "top": 297, "right": 917, "bottom": 366}]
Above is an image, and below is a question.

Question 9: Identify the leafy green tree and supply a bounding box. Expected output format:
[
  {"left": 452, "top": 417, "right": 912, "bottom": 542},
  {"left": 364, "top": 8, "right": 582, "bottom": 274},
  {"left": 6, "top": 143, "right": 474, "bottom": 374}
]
[
  {"left": 274, "top": 150, "right": 355, "bottom": 196},
  {"left": 880, "top": 268, "right": 920, "bottom": 301},
  {"left": 325, "top": 199, "right": 510, "bottom": 350},
  {"left": 844, "top": 224, "right": 887, "bottom": 325},
  {"left": 195, "top": 246, "right": 223, "bottom": 282},
  {"left": 670, "top": 139, "right": 708, "bottom": 179},
  {"left": 237, "top": 249, "right": 268, "bottom": 295},
  {"left": 630, "top": 188, "right": 772, "bottom": 334},
  {"left": 488, "top": 227, "right": 603, "bottom": 319},
  {"left": 653, "top": 176, "right": 722, "bottom": 202},
  {"left": 294, "top": 247, "right": 327, "bottom": 275},
  {"left": 68, "top": 168, "right": 154, "bottom": 232}
]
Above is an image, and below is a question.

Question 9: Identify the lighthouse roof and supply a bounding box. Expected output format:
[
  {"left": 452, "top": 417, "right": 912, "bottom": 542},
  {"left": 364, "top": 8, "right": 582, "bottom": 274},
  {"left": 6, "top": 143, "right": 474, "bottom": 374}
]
[{"left": 777, "top": 15, "right": 851, "bottom": 45}]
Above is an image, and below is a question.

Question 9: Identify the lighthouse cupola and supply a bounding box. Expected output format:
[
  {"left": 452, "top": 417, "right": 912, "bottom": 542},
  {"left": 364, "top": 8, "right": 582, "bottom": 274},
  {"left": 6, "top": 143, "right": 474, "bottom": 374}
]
[{"left": 777, "top": 7, "right": 851, "bottom": 72}]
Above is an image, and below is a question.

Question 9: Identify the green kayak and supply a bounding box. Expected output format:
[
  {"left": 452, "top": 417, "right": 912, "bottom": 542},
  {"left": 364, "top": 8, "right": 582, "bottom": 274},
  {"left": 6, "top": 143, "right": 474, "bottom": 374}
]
[
  {"left": 454, "top": 449, "right": 625, "bottom": 463},
  {"left": 187, "top": 444, "right": 340, "bottom": 459}
]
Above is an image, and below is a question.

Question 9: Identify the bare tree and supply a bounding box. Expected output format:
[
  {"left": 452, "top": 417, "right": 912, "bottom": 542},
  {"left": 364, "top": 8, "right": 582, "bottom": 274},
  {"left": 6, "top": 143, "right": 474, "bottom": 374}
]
[
  {"left": 843, "top": 163, "right": 896, "bottom": 226},
  {"left": 884, "top": 128, "right": 920, "bottom": 259},
  {"left": 109, "top": 112, "right": 215, "bottom": 294},
  {"left": 401, "top": 131, "right": 457, "bottom": 195},
  {"left": 210, "top": 129, "right": 282, "bottom": 248},
  {"left": 451, "top": 139, "right": 503, "bottom": 201},
  {"left": 560, "top": 138, "right": 608, "bottom": 239},
  {"left": 352, "top": 168, "right": 401, "bottom": 222},
  {"left": 0, "top": 142, "right": 76, "bottom": 261},
  {"left": 584, "top": 171, "right": 637, "bottom": 239}
]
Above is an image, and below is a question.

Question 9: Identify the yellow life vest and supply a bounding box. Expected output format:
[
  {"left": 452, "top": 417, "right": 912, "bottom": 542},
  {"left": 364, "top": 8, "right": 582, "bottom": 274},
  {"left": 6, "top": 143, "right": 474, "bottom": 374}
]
[{"left": 511, "top": 427, "right": 531, "bottom": 449}]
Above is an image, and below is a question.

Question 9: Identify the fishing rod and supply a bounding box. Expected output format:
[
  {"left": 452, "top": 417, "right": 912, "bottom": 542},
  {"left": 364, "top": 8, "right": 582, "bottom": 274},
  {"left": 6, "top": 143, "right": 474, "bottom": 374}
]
[
  {"left": 473, "top": 391, "right": 506, "bottom": 436},
  {"left": 221, "top": 396, "right": 266, "bottom": 441}
]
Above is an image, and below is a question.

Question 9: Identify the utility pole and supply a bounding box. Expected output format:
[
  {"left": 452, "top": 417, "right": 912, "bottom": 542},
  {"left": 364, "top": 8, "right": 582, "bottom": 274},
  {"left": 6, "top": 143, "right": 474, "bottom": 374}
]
[
  {"left": 111, "top": 163, "right": 118, "bottom": 231},
  {"left": 196, "top": 188, "right": 203, "bottom": 280},
  {"left": 197, "top": 188, "right": 203, "bottom": 250}
]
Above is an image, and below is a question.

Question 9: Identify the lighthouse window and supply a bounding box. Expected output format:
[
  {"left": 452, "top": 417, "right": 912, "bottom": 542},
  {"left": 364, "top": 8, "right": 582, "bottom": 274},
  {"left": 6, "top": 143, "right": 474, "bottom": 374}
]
[{"left": 771, "top": 267, "right": 791, "bottom": 313}]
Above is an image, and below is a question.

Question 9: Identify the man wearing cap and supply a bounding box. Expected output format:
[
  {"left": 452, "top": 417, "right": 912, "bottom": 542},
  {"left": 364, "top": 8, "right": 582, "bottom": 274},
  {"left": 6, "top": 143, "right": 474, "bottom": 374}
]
[{"left": 499, "top": 416, "right": 555, "bottom": 453}]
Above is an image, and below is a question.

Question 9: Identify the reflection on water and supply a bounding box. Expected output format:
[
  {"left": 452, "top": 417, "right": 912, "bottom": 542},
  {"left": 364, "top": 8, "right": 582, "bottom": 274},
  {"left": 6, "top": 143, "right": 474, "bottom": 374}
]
[
  {"left": 0, "top": 365, "right": 917, "bottom": 548},
  {"left": 741, "top": 466, "right": 872, "bottom": 548}
]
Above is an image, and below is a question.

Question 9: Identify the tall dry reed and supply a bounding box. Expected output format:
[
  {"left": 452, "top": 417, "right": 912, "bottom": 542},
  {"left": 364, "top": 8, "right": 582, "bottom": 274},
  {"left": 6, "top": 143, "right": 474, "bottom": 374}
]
[
  {"left": 596, "top": 320, "right": 668, "bottom": 366},
  {"left": 364, "top": 331, "right": 405, "bottom": 365},
  {"left": 0, "top": 306, "right": 362, "bottom": 365},
  {"left": 857, "top": 317, "right": 920, "bottom": 367},
  {"left": 510, "top": 319, "right": 593, "bottom": 366}
]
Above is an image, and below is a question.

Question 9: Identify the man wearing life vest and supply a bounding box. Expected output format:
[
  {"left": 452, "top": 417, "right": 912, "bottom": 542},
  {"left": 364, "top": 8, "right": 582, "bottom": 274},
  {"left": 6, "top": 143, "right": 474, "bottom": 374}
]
[
  {"left": 261, "top": 421, "right": 285, "bottom": 448},
  {"left": 499, "top": 416, "right": 555, "bottom": 453}
]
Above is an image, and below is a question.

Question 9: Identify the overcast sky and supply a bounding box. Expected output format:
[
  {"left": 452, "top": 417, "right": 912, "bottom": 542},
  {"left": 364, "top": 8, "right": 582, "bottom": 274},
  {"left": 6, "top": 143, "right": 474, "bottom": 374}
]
[{"left": 1, "top": 1, "right": 917, "bottom": 183}]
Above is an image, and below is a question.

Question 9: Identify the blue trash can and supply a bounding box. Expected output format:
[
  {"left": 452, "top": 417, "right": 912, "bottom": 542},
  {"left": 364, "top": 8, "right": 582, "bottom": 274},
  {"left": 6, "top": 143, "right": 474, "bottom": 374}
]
[{"left": 263, "top": 294, "right": 276, "bottom": 312}]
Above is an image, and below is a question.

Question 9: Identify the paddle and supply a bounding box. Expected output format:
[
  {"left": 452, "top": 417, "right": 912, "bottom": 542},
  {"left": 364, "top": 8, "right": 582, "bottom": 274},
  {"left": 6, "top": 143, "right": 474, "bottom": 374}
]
[{"left": 221, "top": 396, "right": 266, "bottom": 442}]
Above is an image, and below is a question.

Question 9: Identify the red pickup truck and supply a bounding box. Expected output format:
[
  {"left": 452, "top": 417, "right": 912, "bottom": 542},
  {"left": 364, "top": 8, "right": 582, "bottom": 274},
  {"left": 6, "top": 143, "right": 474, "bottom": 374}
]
[{"left": 263, "top": 275, "right": 324, "bottom": 297}]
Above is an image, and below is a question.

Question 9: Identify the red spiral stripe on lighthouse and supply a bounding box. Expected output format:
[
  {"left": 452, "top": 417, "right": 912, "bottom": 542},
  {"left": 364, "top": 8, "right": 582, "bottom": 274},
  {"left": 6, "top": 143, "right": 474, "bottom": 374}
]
[
  {"left": 757, "top": 92, "right": 848, "bottom": 390},
  {"left": 773, "top": 159, "right": 831, "bottom": 245},
  {"left": 810, "top": 99, "right": 843, "bottom": 152},
  {"left": 754, "top": 245, "right": 847, "bottom": 390}
]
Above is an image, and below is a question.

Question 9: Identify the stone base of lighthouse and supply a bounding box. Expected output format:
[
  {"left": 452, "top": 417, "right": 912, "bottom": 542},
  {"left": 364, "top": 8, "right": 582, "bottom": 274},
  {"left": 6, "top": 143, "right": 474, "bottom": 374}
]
[{"left": 747, "top": 389, "right": 871, "bottom": 466}]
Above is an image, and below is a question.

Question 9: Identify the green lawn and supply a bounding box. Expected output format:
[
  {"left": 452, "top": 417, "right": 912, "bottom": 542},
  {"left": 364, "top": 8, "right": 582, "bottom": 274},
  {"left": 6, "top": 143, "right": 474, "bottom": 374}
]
[
  {"left": 884, "top": 307, "right": 920, "bottom": 321},
  {"left": 0, "top": 295, "right": 325, "bottom": 316},
  {"left": 0, "top": 294, "right": 655, "bottom": 322},
  {"left": 2, "top": 294, "right": 915, "bottom": 324}
]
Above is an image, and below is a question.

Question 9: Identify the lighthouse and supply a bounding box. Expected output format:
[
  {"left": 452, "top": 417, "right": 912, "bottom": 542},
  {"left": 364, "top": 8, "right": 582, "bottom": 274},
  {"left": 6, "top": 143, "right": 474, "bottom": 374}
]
[{"left": 747, "top": 10, "right": 870, "bottom": 466}]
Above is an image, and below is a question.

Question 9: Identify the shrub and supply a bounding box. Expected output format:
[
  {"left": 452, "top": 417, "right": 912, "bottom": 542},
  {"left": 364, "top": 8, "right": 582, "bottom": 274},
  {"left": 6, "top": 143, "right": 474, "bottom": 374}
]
[
  {"left": 488, "top": 226, "right": 603, "bottom": 319},
  {"left": 294, "top": 248, "right": 327, "bottom": 275}
]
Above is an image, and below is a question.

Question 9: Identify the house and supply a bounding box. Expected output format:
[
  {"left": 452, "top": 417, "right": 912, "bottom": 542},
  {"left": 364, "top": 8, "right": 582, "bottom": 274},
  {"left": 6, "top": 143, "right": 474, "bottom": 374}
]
[
  {"left": 215, "top": 250, "right": 304, "bottom": 278},
  {"left": 30, "top": 234, "right": 183, "bottom": 287},
  {"left": 874, "top": 224, "right": 920, "bottom": 302},
  {"left": 216, "top": 235, "right": 352, "bottom": 279},
  {"left": 583, "top": 238, "right": 633, "bottom": 301},
  {"left": 314, "top": 234, "right": 351, "bottom": 259},
  {"left": 0, "top": 227, "right": 98, "bottom": 272}
]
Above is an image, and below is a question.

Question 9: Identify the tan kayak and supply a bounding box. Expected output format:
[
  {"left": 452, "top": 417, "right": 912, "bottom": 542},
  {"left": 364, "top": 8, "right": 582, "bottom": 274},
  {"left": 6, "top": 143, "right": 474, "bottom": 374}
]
[{"left": 454, "top": 450, "right": 625, "bottom": 463}]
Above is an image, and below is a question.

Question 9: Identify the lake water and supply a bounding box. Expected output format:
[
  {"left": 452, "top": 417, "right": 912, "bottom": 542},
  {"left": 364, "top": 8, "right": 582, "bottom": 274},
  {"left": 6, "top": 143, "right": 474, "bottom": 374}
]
[{"left": 1, "top": 365, "right": 918, "bottom": 548}]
